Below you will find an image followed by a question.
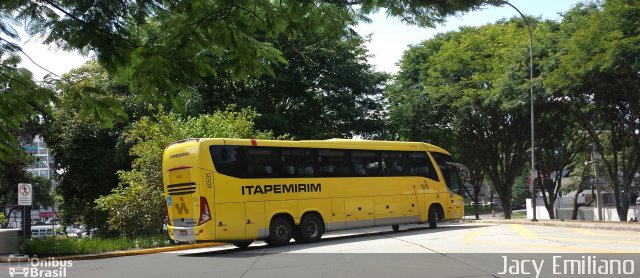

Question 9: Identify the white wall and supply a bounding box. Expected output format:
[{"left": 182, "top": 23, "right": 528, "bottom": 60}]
[
  {"left": 0, "top": 229, "right": 19, "bottom": 254},
  {"left": 527, "top": 198, "right": 640, "bottom": 221}
]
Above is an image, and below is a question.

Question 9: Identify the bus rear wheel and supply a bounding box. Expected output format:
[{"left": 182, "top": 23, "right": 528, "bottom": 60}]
[
  {"left": 392, "top": 224, "right": 400, "bottom": 232},
  {"left": 267, "top": 216, "right": 293, "bottom": 246},
  {"left": 297, "top": 214, "right": 324, "bottom": 243},
  {"left": 233, "top": 241, "right": 252, "bottom": 249}
]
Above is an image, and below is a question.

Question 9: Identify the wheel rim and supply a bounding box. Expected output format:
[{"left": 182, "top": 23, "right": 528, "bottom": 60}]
[
  {"left": 304, "top": 221, "right": 318, "bottom": 237},
  {"left": 274, "top": 222, "right": 288, "bottom": 240}
]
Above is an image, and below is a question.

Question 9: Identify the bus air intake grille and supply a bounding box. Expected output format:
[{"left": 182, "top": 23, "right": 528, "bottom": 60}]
[{"left": 167, "top": 182, "right": 197, "bottom": 195}]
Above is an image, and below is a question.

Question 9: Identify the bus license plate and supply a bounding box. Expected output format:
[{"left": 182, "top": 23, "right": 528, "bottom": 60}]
[{"left": 179, "top": 230, "right": 188, "bottom": 236}]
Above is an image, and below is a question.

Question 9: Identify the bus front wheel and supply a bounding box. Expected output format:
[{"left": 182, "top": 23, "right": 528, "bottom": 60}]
[
  {"left": 297, "top": 214, "right": 324, "bottom": 243},
  {"left": 267, "top": 216, "right": 293, "bottom": 246}
]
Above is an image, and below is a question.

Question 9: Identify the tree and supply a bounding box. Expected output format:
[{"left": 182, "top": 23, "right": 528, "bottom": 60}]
[
  {"left": 0, "top": 0, "right": 512, "bottom": 160},
  {"left": 198, "top": 30, "right": 389, "bottom": 139},
  {"left": 461, "top": 167, "right": 485, "bottom": 220},
  {"left": 0, "top": 52, "right": 54, "bottom": 162},
  {"left": 547, "top": 0, "right": 640, "bottom": 221},
  {"left": 388, "top": 19, "right": 550, "bottom": 218},
  {"left": 532, "top": 92, "right": 589, "bottom": 218},
  {"left": 95, "top": 108, "right": 275, "bottom": 236},
  {"left": 41, "top": 61, "right": 133, "bottom": 232}
]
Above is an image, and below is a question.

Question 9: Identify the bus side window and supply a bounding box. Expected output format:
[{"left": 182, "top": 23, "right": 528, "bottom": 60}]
[
  {"left": 281, "top": 148, "right": 317, "bottom": 177},
  {"left": 352, "top": 150, "right": 380, "bottom": 176},
  {"left": 319, "top": 149, "right": 349, "bottom": 177},
  {"left": 408, "top": 152, "right": 439, "bottom": 181},
  {"left": 382, "top": 151, "right": 409, "bottom": 176},
  {"left": 246, "top": 148, "right": 279, "bottom": 178},
  {"left": 210, "top": 146, "right": 247, "bottom": 178}
]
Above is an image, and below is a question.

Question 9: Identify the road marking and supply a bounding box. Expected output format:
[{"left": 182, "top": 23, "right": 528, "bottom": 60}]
[
  {"left": 462, "top": 229, "right": 483, "bottom": 243},
  {"left": 475, "top": 240, "right": 630, "bottom": 253},
  {"left": 542, "top": 236, "right": 640, "bottom": 245},
  {"left": 509, "top": 224, "right": 536, "bottom": 239},
  {"left": 564, "top": 227, "right": 636, "bottom": 238},
  {"left": 564, "top": 227, "right": 599, "bottom": 236}
]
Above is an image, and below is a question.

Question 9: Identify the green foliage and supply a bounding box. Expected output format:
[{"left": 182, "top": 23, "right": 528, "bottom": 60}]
[
  {"left": 546, "top": 0, "right": 640, "bottom": 221},
  {"left": 201, "top": 31, "right": 389, "bottom": 139},
  {"left": 96, "top": 108, "right": 274, "bottom": 236},
  {"left": 388, "top": 19, "right": 548, "bottom": 218},
  {"left": 42, "top": 61, "right": 134, "bottom": 231},
  {"left": 26, "top": 235, "right": 171, "bottom": 256},
  {"left": 3, "top": 1, "right": 504, "bottom": 105},
  {"left": 0, "top": 154, "right": 54, "bottom": 208},
  {"left": 0, "top": 52, "right": 54, "bottom": 162},
  {"left": 356, "top": 0, "right": 503, "bottom": 27},
  {"left": 0, "top": 212, "right": 6, "bottom": 224},
  {"left": 511, "top": 176, "right": 530, "bottom": 206}
]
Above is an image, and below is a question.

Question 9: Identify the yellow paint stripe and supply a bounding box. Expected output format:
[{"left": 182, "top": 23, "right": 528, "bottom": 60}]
[
  {"left": 564, "top": 227, "right": 636, "bottom": 238},
  {"left": 509, "top": 224, "right": 537, "bottom": 239},
  {"left": 462, "top": 229, "right": 483, "bottom": 243},
  {"left": 565, "top": 227, "right": 599, "bottom": 236},
  {"left": 542, "top": 236, "right": 640, "bottom": 245},
  {"left": 475, "top": 240, "right": 632, "bottom": 253}
]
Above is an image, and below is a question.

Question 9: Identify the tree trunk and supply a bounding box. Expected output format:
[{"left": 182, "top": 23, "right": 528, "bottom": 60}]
[{"left": 571, "top": 191, "right": 581, "bottom": 220}]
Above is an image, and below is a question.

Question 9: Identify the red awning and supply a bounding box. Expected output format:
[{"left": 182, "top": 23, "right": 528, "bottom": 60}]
[{"left": 39, "top": 211, "right": 57, "bottom": 218}]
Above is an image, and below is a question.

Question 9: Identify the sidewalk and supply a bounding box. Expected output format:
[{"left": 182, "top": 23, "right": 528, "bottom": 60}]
[
  {"left": 0, "top": 242, "right": 224, "bottom": 263},
  {"left": 461, "top": 212, "right": 640, "bottom": 232}
]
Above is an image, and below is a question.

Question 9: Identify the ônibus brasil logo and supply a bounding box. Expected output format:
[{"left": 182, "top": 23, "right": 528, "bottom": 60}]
[{"left": 8, "top": 256, "right": 72, "bottom": 278}]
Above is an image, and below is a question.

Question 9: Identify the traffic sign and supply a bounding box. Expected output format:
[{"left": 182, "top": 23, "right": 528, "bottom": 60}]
[{"left": 18, "top": 183, "right": 32, "bottom": 206}]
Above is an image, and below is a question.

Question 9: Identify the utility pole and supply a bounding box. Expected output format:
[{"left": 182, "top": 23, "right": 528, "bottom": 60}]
[
  {"left": 500, "top": 0, "right": 536, "bottom": 221},
  {"left": 592, "top": 146, "right": 603, "bottom": 221}
]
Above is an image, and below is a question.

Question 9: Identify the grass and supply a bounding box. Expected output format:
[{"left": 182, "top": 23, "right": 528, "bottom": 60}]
[
  {"left": 511, "top": 210, "right": 527, "bottom": 219},
  {"left": 26, "top": 235, "right": 173, "bottom": 256},
  {"left": 464, "top": 204, "right": 504, "bottom": 216}
]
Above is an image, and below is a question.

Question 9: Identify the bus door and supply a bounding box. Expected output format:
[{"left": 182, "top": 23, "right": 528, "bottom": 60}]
[{"left": 443, "top": 162, "right": 467, "bottom": 219}]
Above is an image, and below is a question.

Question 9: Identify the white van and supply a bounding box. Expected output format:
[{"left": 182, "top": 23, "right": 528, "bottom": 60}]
[{"left": 31, "top": 225, "right": 62, "bottom": 238}]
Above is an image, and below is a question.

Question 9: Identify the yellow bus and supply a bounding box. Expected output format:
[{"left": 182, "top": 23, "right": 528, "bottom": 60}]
[{"left": 162, "top": 138, "right": 466, "bottom": 248}]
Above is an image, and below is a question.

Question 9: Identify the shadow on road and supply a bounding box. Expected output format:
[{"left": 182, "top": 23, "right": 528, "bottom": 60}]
[{"left": 179, "top": 223, "right": 486, "bottom": 258}]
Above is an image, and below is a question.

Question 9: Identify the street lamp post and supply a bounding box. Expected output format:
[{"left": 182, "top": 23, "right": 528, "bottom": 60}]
[{"left": 500, "top": 1, "right": 536, "bottom": 221}]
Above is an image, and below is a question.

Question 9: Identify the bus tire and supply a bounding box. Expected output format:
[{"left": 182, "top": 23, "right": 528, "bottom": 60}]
[
  {"left": 392, "top": 224, "right": 400, "bottom": 232},
  {"left": 233, "top": 241, "right": 252, "bottom": 249},
  {"left": 428, "top": 206, "right": 438, "bottom": 229},
  {"left": 267, "top": 216, "right": 293, "bottom": 246},
  {"left": 298, "top": 214, "right": 324, "bottom": 243}
]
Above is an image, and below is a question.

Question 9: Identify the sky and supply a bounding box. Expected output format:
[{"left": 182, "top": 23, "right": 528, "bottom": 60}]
[
  {"left": 18, "top": 0, "right": 584, "bottom": 80},
  {"left": 353, "top": 0, "right": 584, "bottom": 73}
]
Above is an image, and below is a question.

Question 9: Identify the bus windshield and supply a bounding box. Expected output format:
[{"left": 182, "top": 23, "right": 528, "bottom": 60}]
[{"left": 431, "top": 152, "right": 466, "bottom": 195}]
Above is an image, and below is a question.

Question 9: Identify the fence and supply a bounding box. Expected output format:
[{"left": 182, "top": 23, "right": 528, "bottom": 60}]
[{"left": 1, "top": 206, "right": 167, "bottom": 238}]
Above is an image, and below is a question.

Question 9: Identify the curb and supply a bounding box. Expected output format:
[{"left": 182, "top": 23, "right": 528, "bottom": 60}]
[
  {"left": 0, "top": 242, "right": 225, "bottom": 263},
  {"left": 461, "top": 219, "right": 640, "bottom": 232}
]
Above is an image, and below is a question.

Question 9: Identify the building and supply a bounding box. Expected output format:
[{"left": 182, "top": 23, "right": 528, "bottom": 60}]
[{"left": 22, "top": 136, "right": 54, "bottom": 180}]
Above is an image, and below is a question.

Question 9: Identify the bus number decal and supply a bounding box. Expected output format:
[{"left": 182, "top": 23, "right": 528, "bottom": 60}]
[
  {"left": 205, "top": 173, "right": 213, "bottom": 188},
  {"left": 241, "top": 183, "right": 321, "bottom": 195}
]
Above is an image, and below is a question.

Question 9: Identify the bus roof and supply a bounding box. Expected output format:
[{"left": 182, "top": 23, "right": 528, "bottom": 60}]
[{"left": 194, "top": 138, "right": 451, "bottom": 154}]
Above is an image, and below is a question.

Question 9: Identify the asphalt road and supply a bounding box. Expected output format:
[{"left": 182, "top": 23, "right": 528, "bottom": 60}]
[{"left": 3, "top": 222, "right": 640, "bottom": 278}]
